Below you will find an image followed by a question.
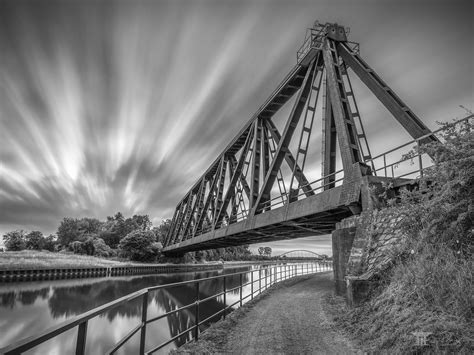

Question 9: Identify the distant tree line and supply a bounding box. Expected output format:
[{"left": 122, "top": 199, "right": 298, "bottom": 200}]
[
  {"left": 1, "top": 213, "right": 267, "bottom": 263},
  {"left": 1, "top": 213, "right": 170, "bottom": 262}
]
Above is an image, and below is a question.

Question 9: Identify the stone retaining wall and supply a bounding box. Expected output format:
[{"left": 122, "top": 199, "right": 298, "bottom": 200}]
[{"left": 332, "top": 207, "right": 407, "bottom": 306}]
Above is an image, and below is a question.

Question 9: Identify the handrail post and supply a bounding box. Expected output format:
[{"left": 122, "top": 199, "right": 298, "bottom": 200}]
[
  {"left": 239, "top": 273, "right": 243, "bottom": 307},
  {"left": 265, "top": 269, "right": 267, "bottom": 290},
  {"left": 195, "top": 282, "right": 200, "bottom": 340},
  {"left": 417, "top": 141, "right": 423, "bottom": 177},
  {"left": 76, "top": 321, "right": 88, "bottom": 355},
  {"left": 383, "top": 154, "right": 387, "bottom": 177},
  {"left": 139, "top": 292, "right": 148, "bottom": 355},
  {"left": 223, "top": 276, "right": 227, "bottom": 319},
  {"left": 250, "top": 270, "right": 253, "bottom": 300},
  {"left": 259, "top": 269, "right": 261, "bottom": 294}
]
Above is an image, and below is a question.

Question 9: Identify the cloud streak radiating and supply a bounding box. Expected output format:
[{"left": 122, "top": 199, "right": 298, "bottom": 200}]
[{"left": 0, "top": 0, "right": 472, "bottom": 254}]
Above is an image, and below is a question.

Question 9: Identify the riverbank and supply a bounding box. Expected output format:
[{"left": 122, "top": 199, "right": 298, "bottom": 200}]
[
  {"left": 173, "top": 272, "right": 359, "bottom": 354},
  {"left": 0, "top": 250, "right": 136, "bottom": 270},
  {"left": 0, "top": 250, "right": 227, "bottom": 270},
  {"left": 0, "top": 250, "right": 227, "bottom": 282}
]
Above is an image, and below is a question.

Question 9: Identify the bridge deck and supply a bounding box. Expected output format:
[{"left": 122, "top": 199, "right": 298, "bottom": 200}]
[{"left": 163, "top": 185, "right": 354, "bottom": 255}]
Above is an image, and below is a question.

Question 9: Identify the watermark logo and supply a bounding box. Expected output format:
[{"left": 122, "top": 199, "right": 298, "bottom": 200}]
[{"left": 412, "top": 331, "right": 432, "bottom": 346}]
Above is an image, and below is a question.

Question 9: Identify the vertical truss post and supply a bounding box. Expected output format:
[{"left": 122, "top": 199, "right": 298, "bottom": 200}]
[
  {"left": 321, "top": 83, "right": 337, "bottom": 189},
  {"left": 322, "top": 38, "right": 361, "bottom": 170}
]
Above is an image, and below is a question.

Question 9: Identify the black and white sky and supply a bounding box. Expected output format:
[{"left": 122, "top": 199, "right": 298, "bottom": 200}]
[{"left": 0, "top": 0, "right": 472, "bottom": 253}]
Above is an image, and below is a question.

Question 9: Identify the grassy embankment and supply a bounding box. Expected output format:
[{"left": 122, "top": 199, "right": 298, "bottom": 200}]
[
  {"left": 0, "top": 250, "right": 139, "bottom": 270},
  {"left": 0, "top": 250, "right": 232, "bottom": 270},
  {"left": 327, "top": 120, "right": 473, "bottom": 353}
]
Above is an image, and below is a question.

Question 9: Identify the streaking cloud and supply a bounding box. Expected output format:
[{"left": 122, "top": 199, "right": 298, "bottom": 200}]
[{"left": 0, "top": 0, "right": 472, "bottom": 239}]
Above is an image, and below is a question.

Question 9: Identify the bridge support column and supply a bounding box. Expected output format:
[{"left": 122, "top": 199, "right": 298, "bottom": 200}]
[{"left": 331, "top": 218, "right": 356, "bottom": 295}]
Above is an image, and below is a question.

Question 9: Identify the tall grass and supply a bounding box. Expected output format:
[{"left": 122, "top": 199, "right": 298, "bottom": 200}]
[
  {"left": 336, "top": 119, "right": 474, "bottom": 353},
  {"left": 0, "top": 250, "right": 134, "bottom": 270}
]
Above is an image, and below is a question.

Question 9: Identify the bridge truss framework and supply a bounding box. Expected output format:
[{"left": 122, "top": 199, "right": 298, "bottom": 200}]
[{"left": 163, "top": 22, "right": 437, "bottom": 255}]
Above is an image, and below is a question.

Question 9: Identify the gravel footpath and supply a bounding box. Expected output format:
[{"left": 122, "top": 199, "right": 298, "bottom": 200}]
[{"left": 175, "top": 272, "right": 359, "bottom": 354}]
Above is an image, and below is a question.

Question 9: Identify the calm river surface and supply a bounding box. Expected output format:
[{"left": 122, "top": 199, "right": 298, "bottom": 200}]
[{"left": 0, "top": 263, "right": 314, "bottom": 354}]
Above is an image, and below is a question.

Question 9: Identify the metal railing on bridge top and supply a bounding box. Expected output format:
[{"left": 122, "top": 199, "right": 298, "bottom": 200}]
[{"left": 0, "top": 262, "right": 333, "bottom": 355}]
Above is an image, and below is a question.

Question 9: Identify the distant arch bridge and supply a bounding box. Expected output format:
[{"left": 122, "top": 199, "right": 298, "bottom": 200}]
[{"left": 275, "top": 250, "right": 325, "bottom": 260}]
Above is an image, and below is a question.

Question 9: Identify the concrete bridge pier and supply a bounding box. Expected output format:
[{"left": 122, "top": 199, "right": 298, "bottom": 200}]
[{"left": 331, "top": 176, "right": 415, "bottom": 304}]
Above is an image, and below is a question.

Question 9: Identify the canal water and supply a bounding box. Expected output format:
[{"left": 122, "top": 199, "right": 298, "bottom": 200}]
[{"left": 0, "top": 263, "right": 322, "bottom": 354}]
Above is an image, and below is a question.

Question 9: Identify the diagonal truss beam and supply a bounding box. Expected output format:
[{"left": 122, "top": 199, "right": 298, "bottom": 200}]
[
  {"left": 337, "top": 42, "right": 438, "bottom": 144},
  {"left": 252, "top": 58, "right": 318, "bottom": 215},
  {"left": 250, "top": 118, "right": 262, "bottom": 208},
  {"left": 264, "top": 119, "right": 314, "bottom": 197},
  {"left": 229, "top": 155, "right": 251, "bottom": 199},
  {"left": 215, "top": 127, "right": 255, "bottom": 227},
  {"left": 181, "top": 177, "right": 206, "bottom": 240}
]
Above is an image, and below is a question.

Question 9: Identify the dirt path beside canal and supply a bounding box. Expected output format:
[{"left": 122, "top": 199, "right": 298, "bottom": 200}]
[{"left": 176, "top": 272, "right": 360, "bottom": 354}]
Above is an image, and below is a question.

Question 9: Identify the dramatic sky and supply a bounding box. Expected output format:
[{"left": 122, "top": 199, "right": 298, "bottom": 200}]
[{"left": 0, "top": 0, "right": 472, "bottom": 253}]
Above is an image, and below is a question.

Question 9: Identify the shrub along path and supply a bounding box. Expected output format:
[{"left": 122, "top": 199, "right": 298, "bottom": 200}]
[{"left": 176, "top": 272, "right": 359, "bottom": 354}]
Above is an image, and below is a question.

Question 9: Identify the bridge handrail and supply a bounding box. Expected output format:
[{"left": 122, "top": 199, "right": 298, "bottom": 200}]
[
  {"left": 0, "top": 262, "right": 333, "bottom": 355},
  {"left": 369, "top": 115, "right": 473, "bottom": 162},
  {"left": 366, "top": 114, "right": 473, "bottom": 179}
]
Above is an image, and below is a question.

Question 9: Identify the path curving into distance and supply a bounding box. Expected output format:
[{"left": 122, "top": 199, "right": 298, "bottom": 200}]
[{"left": 177, "top": 272, "right": 359, "bottom": 354}]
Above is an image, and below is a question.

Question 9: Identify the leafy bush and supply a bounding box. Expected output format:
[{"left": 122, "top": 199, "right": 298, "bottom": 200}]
[
  {"left": 69, "top": 241, "right": 85, "bottom": 254},
  {"left": 69, "top": 236, "right": 114, "bottom": 258},
  {"left": 92, "top": 237, "right": 114, "bottom": 257},
  {"left": 119, "top": 230, "right": 161, "bottom": 261},
  {"left": 3, "top": 230, "right": 26, "bottom": 251}
]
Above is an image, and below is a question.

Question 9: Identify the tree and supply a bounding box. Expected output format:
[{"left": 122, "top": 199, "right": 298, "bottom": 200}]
[
  {"left": 264, "top": 246, "right": 272, "bottom": 257},
  {"left": 258, "top": 246, "right": 272, "bottom": 258},
  {"left": 131, "top": 215, "right": 152, "bottom": 231},
  {"left": 43, "top": 234, "right": 56, "bottom": 251},
  {"left": 77, "top": 218, "right": 103, "bottom": 235},
  {"left": 25, "top": 231, "right": 45, "bottom": 250},
  {"left": 57, "top": 217, "right": 83, "bottom": 245},
  {"left": 152, "top": 219, "right": 172, "bottom": 243},
  {"left": 119, "top": 230, "right": 162, "bottom": 261},
  {"left": 3, "top": 230, "right": 26, "bottom": 251},
  {"left": 57, "top": 217, "right": 103, "bottom": 246}
]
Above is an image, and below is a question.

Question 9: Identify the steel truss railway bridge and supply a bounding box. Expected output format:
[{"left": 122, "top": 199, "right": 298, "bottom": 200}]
[{"left": 163, "top": 21, "right": 444, "bottom": 256}]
